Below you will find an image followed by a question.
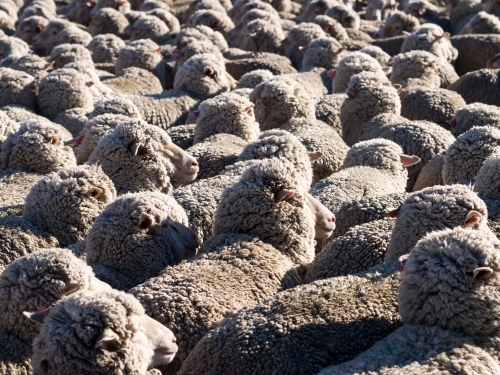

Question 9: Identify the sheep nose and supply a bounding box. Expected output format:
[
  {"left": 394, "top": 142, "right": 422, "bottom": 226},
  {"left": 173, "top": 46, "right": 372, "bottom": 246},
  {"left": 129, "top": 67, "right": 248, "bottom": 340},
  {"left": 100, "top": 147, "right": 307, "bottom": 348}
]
[
  {"left": 193, "top": 110, "right": 200, "bottom": 118},
  {"left": 330, "top": 216, "right": 336, "bottom": 223},
  {"left": 172, "top": 336, "right": 177, "bottom": 343},
  {"left": 191, "top": 160, "right": 198, "bottom": 167}
]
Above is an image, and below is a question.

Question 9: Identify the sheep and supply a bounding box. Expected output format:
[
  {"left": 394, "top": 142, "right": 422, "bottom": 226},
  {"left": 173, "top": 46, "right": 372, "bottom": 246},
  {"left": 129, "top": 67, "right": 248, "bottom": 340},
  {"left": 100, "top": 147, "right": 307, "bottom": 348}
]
[
  {"left": 187, "top": 9, "right": 234, "bottom": 36},
  {"left": 147, "top": 9, "right": 180, "bottom": 36},
  {"left": 0, "top": 67, "right": 36, "bottom": 111},
  {"left": 0, "top": 36, "right": 29, "bottom": 61},
  {"left": 30, "top": 19, "right": 68, "bottom": 56},
  {"left": 65, "top": 0, "right": 95, "bottom": 25},
  {"left": 88, "top": 120, "right": 199, "bottom": 194},
  {"left": 374, "top": 11, "right": 420, "bottom": 38},
  {"left": 89, "top": 8, "right": 129, "bottom": 38},
  {"left": 359, "top": 45, "right": 392, "bottom": 65},
  {"left": 250, "top": 76, "right": 316, "bottom": 131},
  {"left": 193, "top": 93, "right": 260, "bottom": 143},
  {"left": 0, "top": 110, "right": 18, "bottom": 144},
  {"left": 86, "top": 34, "right": 123, "bottom": 66},
  {"left": 129, "top": 14, "right": 171, "bottom": 44},
  {"left": 279, "top": 118, "right": 349, "bottom": 183},
  {"left": 75, "top": 114, "right": 131, "bottom": 164},
  {"left": 52, "top": 108, "right": 89, "bottom": 138},
  {"left": 450, "top": 34, "right": 500, "bottom": 76},
  {"left": 87, "top": 96, "right": 142, "bottom": 119},
  {"left": 312, "top": 15, "right": 351, "bottom": 43},
  {"left": 405, "top": 0, "right": 450, "bottom": 32},
  {"left": 86, "top": 192, "right": 198, "bottom": 290},
  {"left": 48, "top": 43, "right": 94, "bottom": 71},
  {"left": 326, "top": 4, "right": 361, "bottom": 29},
  {"left": 235, "top": 19, "right": 285, "bottom": 54},
  {"left": 459, "top": 10, "right": 500, "bottom": 34},
  {"left": 173, "top": 39, "right": 223, "bottom": 69},
  {"left": 366, "top": 0, "right": 398, "bottom": 20},
  {"left": 384, "top": 183, "right": 489, "bottom": 262},
  {"left": 0, "top": 165, "right": 116, "bottom": 267},
  {"left": 283, "top": 23, "right": 326, "bottom": 69},
  {"left": 340, "top": 72, "right": 455, "bottom": 189},
  {"left": 389, "top": 50, "right": 441, "bottom": 89},
  {"left": 450, "top": 102, "right": 500, "bottom": 137},
  {"left": 167, "top": 124, "right": 195, "bottom": 149},
  {"left": 400, "top": 23, "right": 458, "bottom": 64},
  {"left": 175, "top": 25, "right": 228, "bottom": 52},
  {"left": 0, "top": 248, "right": 111, "bottom": 374},
  {"left": 104, "top": 67, "right": 164, "bottom": 95},
  {"left": 224, "top": 51, "right": 297, "bottom": 80},
  {"left": 412, "top": 152, "right": 445, "bottom": 190},
  {"left": 235, "top": 69, "right": 273, "bottom": 89},
  {"left": 13, "top": 15, "right": 48, "bottom": 45},
  {"left": 227, "top": 8, "right": 279, "bottom": 45},
  {"left": 304, "top": 218, "right": 396, "bottom": 282},
  {"left": 0, "top": 104, "right": 49, "bottom": 125},
  {"left": 331, "top": 52, "right": 388, "bottom": 94},
  {"left": 444, "top": 125, "right": 500, "bottom": 185},
  {"left": 178, "top": 263, "right": 402, "bottom": 375},
  {"left": 32, "top": 289, "right": 178, "bottom": 374},
  {"left": 371, "top": 34, "right": 407, "bottom": 56},
  {"left": 131, "top": 159, "right": 315, "bottom": 368},
  {"left": 310, "top": 138, "right": 420, "bottom": 213},
  {"left": 300, "top": 37, "right": 346, "bottom": 72},
  {"left": 53, "top": 24, "right": 92, "bottom": 47},
  {"left": 448, "top": 68, "right": 500, "bottom": 106},
  {"left": 449, "top": 0, "right": 483, "bottom": 34},
  {"left": 319, "top": 227, "right": 500, "bottom": 374},
  {"left": 37, "top": 68, "right": 94, "bottom": 120},
  {"left": 90, "top": 0, "right": 131, "bottom": 18},
  {"left": 313, "top": 93, "right": 344, "bottom": 135},
  {"left": 129, "top": 54, "right": 235, "bottom": 130},
  {"left": 296, "top": 0, "right": 338, "bottom": 23},
  {"left": 0, "top": 53, "right": 49, "bottom": 82}
]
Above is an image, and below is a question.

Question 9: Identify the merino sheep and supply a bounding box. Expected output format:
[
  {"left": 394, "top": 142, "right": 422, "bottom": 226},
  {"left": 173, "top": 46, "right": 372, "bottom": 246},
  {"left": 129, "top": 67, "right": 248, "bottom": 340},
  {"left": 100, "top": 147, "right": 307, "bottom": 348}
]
[
  {"left": 88, "top": 119, "right": 198, "bottom": 194},
  {"left": 89, "top": 8, "right": 129, "bottom": 38},
  {"left": 193, "top": 92, "right": 260, "bottom": 143},
  {"left": 283, "top": 22, "right": 326, "bottom": 69},
  {"left": 448, "top": 67, "right": 500, "bottom": 106},
  {"left": 32, "top": 289, "right": 178, "bottom": 374},
  {"left": 31, "top": 19, "right": 68, "bottom": 56},
  {"left": 0, "top": 68, "right": 36, "bottom": 112},
  {"left": 104, "top": 67, "right": 164, "bottom": 95},
  {"left": 0, "top": 53, "right": 49, "bottom": 83},
  {"left": 86, "top": 192, "right": 198, "bottom": 290},
  {"left": 450, "top": 34, "right": 500, "bottom": 75},
  {"left": 48, "top": 44, "right": 94, "bottom": 70},
  {"left": 235, "top": 19, "right": 285, "bottom": 54},
  {"left": 450, "top": 102, "right": 500, "bottom": 136},
  {"left": 442, "top": 126, "right": 500, "bottom": 185},
  {"left": 474, "top": 153, "right": 500, "bottom": 237},
  {"left": 90, "top": 0, "right": 131, "bottom": 18},
  {"left": 53, "top": 24, "right": 92, "bottom": 47},
  {"left": 13, "top": 15, "right": 48, "bottom": 45},
  {"left": 412, "top": 152, "right": 445, "bottom": 190},
  {"left": 0, "top": 165, "right": 116, "bottom": 267},
  {"left": 365, "top": 0, "right": 399, "bottom": 20},
  {"left": 235, "top": 69, "right": 274, "bottom": 89},
  {"left": 374, "top": 11, "right": 420, "bottom": 38},
  {"left": 0, "top": 248, "right": 111, "bottom": 374},
  {"left": 129, "top": 14, "right": 171, "bottom": 44},
  {"left": 187, "top": 9, "right": 234, "bottom": 36},
  {"left": 0, "top": 36, "right": 30, "bottom": 59},
  {"left": 301, "top": 37, "right": 346, "bottom": 71},
  {"left": 459, "top": 10, "right": 500, "bottom": 34},
  {"left": 296, "top": 0, "right": 338, "bottom": 23},
  {"left": 319, "top": 227, "right": 500, "bottom": 374},
  {"left": 131, "top": 159, "right": 315, "bottom": 369}
]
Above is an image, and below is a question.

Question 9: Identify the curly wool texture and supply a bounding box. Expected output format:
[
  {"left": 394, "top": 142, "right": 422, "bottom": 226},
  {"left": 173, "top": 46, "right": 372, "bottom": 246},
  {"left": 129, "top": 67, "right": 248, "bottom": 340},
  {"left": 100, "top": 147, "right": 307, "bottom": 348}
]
[
  {"left": 314, "top": 93, "right": 344, "bottom": 136},
  {"left": 0, "top": 68, "right": 36, "bottom": 112},
  {"left": 87, "top": 34, "right": 126, "bottom": 64},
  {"left": 32, "top": 290, "right": 161, "bottom": 375},
  {"left": 235, "top": 69, "right": 274, "bottom": 90},
  {"left": 229, "top": 8, "right": 280, "bottom": 46},
  {"left": 21, "top": 165, "right": 116, "bottom": 248},
  {"left": 76, "top": 114, "right": 131, "bottom": 164},
  {"left": 442, "top": 126, "right": 500, "bottom": 185},
  {"left": 0, "top": 36, "right": 30, "bottom": 59},
  {"left": 89, "top": 8, "right": 128, "bottom": 38},
  {"left": 54, "top": 25, "right": 92, "bottom": 47},
  {"left": 305, "top": 218, "right": 395, "bottom": 283},
  {"left": 179, "top": 271, "right": 401, "bottom": 375},
  {"left": 310, "top": 139, "right": 409, "bottom": 213},
  {"left": 167, "top": 124, "right": 195, "bottom": 149},
  {"left": 0, "top": 105, "right": 51, "bottom": 125},
  {"left": 147, "top": 9, "right": 180, "bottom": 35},
  {"left": 359, "top": 47, "right": 391, "bottom": 67},
  {"left": 284, "top": 23, "right": 326, "bottom": 69},
  {"left": 86, "top": 192, "right": 191, "bottom": 290},
  {"left": 130, "top": 15, "right": 170, "bottom": 44},
  {"left": 88, "top": 120, "right": 177, "bottom": 195},
  {"left": 451, "top": 102, "right": 500, "bottom": 137},
  {"left": 322, "top": 227, "right": 500, "bottom": 374},
  {"left": 326, "top": 4, "right": 361, "bottom": 29},
  {"left": 332, "top": 52, "right": 386, "bottom": 94},
  {"left": 301, "top": 37, "right": 345, "bottom": 72},
  {"left": 0, "top": 121, "right": 76, "bottom": 174},
  {"left": 450, "top": 34, "right": 500, "bottom": 76},
  {"left": 384, "top": 184, "right": 489, "bottom": 261},
  {"left": 400, "top": 23, "right": 458, "bottom": 64},
  {"left": 0, "top": 248, "right": 109, "bottom": 374},
  {"left": 250, "top": 76, "right": 316, "bottom": 131},
  {"left": 459, "top": 11, "right": 500, "bottom": 34},
  {"left": 53, "top": 108, "right": 89, "bottom": 138},
  {"left": 449, "top": 68, "right": 500, "bottom": 106},
  {"left": 13, "top": 16, "right": 48, "bottom": 45},
  {"left": 185, "top": 133, "right": 247, "bottom": 179},
  {"left": 224, "top": 52, "right": 297, "bottom": 80},
  {"left": 412, "top": 152, "right": 445, "bottom": 191},
  {"left": 174, "top": 40, "right": 223, "bottom": 69},
  {"left": 280, "top": 118, "right": 349, "bottom": 183},
  {"left": 213, "top": 159, "right": 316, "bottom": 264},
  {"left": 237, "top": 18, "right": 284, "bottom": 54},
  {"left": 193, "top": 93, "right": 259, "bottom": 143},
  {"left": 296, "top": 0, "right": 339, "bottom": 23},
  {"left": 104, "top": 67, "right": 163, "bottom": 95},
  {"left": 389, "top": 50, "right": 441, "bottom": 89},
  {"left": 340, "top": 72, "right": 398, "bottom": 147},
  {"left": 400, "top": 87, "right": 465, "bottom": 127},
  {"left": 37, "top": 68, "right": 94, "bottom": 120},
  {"left": 49, "top": 44, "right": 94, "bottom": 70},
  {"left": 0, "top": 54, "right": 49, "bottom": 83},
  {"left": 375, "top": 11, "right": 420, "bottom": 38},
  {"left": 176, "top": 26, "right": 228, "bottom": 52},
  {"left": 115, "top": 39, "right": 162, "bottom": 76},
  {"left": 187, "top": 9, "right": 234, "bottom": 36},
  {"left": 474, "top": 154, "right": 500, "bottom": 237},
  {"left": 88, "top": 96, "right": 142, "bottom": 120}
]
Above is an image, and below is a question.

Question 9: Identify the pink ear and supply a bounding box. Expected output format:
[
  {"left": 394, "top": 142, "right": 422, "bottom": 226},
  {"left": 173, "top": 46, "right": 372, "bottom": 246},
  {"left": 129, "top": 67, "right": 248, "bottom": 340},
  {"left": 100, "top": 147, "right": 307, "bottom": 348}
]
[
  {"left": 23, "top": 308, "right": 51, "bottom": 324},
  {"left": 400, "top": 154, "right": 420, "bottom": 167},
  {"left": 386, "top": 206, "right": 401, "bottom": 217},
  {"left": 308, "top": 151, "right": 323, "bottom": 162},
  {"left": 327, "top": 68, "right": 337, "bottom": 80},
  {"left": 274, "top": 189, "right": 295, "bottom": 202},
  {"left": 464, "top": 210, "right": 482, "bottom": 227},
  {"left": 139, "top": 213, "right": 155, "bottom": 229}
]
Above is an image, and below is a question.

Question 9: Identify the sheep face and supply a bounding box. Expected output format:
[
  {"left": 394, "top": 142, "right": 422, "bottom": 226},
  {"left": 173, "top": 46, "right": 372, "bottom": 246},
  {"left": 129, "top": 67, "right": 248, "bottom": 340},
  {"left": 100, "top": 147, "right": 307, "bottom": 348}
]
[
  {"left": 326, "top": 5, "right": 360, "bottom": 29},
  {"left": 399, "top": 227, "right": 500, "bottom": 336},
  {"left": 365, "top": 0, "right": 398, "bottom": 20},
  {"left": 31, "top": 20, "right": 67, "bottom": 54},
  {"left": 302, "top": 37, "right": 345, "bottom": 70},
  {"left": 306, "top": 193, "right": 336, "bottom": 239},
  {"left": 32, "top": 290, "right": 178, "bottom": 374},
  {"left": 374, "top": 11, "right": 419, "bottom": 38},
  {"left": 14, "top": 16, "right": 47, "bottom": 44},
  {"left": 91, "top": 0, "right": 131, "bottom": 18},
  {"left": 66, "top": 0, "right": 95, "bottom": 25},
  {"left": 296, "top": 0, "right": 332, "bottom": 23}
]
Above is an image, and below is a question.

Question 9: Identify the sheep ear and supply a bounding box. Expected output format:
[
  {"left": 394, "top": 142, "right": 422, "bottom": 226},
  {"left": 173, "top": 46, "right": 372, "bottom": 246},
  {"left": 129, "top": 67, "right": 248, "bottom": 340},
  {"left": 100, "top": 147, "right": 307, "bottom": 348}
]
[
  {"left": 64, "top": 281, "right": 83, "bottom": 295},
  {"left": 35, "top": 24, "right": 44, "bottom": 32},
  {"left": 129, "top": 142, "right": 142, "bottom": 156},
  {"left": 429, "top": 61, "right": 436, "bottom": 69},
  {"left": 139, "top": 212, "right": 155, "bottom": 229},
  {"left": 392, "top": 83, "right": 402, "bottom": 91},
  {"left": 400, "top": 154, "right": 420, "bottom": 167},
  {"left": 89, "top": 187, "right": 102, "bottom": 199},
  {"left": 386, "top": 206, "right": 401, "bottom": 217},
  {"left": 382, "top": 66, "right": 392, "bottom": 73},
  {"left": 44, "top": 61, "right": 54, "bottom": 70},
  {"left": 387, "top": 57, "right": 394, "bottom": 65},
  {"left": 274, "top": 189, "right": 295, "bottom": 202},
  {"left": 50, "top": 136, "right": 59, "bottom": 145},
  {"left": 327, "top": 68, "right": 337, "bottom": 80},
  {"left": 473, "top": 267, "right": 494, "bottom": 280},
  {"left": 86, "top": 81, "right": 94, "bottom": 87},
  {"left": 210, "top": 18, "right": 220, "bottom": 27},
  {"left": 308, "top": 151, "right": 323, "bottom": 162},
  {"left": 23, "top": 308, "right": 50, "bottom": 324},
  {"left": 246, "top": 107, "right": 253, "bottom": 115},
  {"left": 86, "top": 1, "right": 93, "bottom": 6},
  {"left": 95, "top": 328, "right": 120, "bottom": 349},
  {"left": 203, "top": 67, "right": 214, "bottom": 76},
  {"left": 155, "top": 47, "right": 161, "bottom": 54},
  {"left": 337, "top": 46, "right": 344, "bottom": 54},
  {"left": 464, "top": 210, "right": 482, "bottom": 227}
]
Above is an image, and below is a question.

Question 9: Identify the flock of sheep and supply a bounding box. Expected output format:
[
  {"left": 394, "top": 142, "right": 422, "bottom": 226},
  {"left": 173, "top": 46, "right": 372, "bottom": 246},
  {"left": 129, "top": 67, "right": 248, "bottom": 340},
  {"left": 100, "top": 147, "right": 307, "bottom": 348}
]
[{"left": 0, "top": 0, "right": 500, "bottom": 372}]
